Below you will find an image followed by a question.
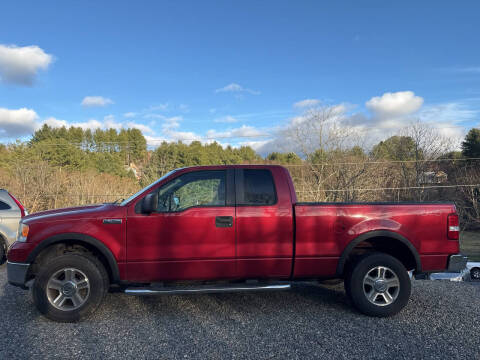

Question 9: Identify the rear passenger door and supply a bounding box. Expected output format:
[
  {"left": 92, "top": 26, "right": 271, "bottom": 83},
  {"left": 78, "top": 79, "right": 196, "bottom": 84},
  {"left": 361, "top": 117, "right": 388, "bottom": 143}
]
[{"left": 235, "top": 168, "right": 294, "bottom": 279}]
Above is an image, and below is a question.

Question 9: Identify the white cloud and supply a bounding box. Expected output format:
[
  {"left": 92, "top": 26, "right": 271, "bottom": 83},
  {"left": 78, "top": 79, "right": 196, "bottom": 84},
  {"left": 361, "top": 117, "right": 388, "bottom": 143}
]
[
  {"left": 214, "top": 115, "right": 238, "bottom": 123},
  {"left": 144, "top": 135, "right": 166, "bottom": 146},
  {"left": 419, "top": 102, "right": 478, "bottom": 124},
  {"left": 144, "top": 113, "right": 166, "bottom": 119},
  {"left": 167, "top": 131, "right": 201, "bottom": 142},
  {"left": 293, "top": 99, "right": 321, "bottom": 109},
  {"left": 238, "top": 140, "right": 271, "bottom": 151},
  {"left": 148, "top": 103, "right": 169, "bottom": 111},
  {"left": 71, "top": 119, "right": 103, "bottom": 130},
  {"left": 152, "top": 115, "right": 201, "bottom": 144},
  {"left": 206, "top": 125, "right": 265, "bottom": 139},
  {"left": 81, "top": 96, "right": 114, "bottom": 107},
  {"left": 0, "top": 107, "right": 38, "bottom": 137},
  {"left": 366, "top": 91, "right": 423, "bottom": 118},
  {"left": 103, "top": 115, "right": 122, "bottom": 130},
  {"left": 215, "top": 83, "right": 260, "bottom": 95},
  {"left": 289, "top": 104, "right": 348, "bottom": 126},
  {"left": 141, "top": 103, "right": 189, "bottom": 119},
  {"left": 43, "top": 117, "right": 68, "bottom": 128},
  {"left": 126, "top": 122, "right": 153, "bottom": 134},
  {"left": 0, "top": 44, "right": 53, "bottom": 86},
  {"left": 417, "top": 102, "right": 478, "bottom": 149},
  {"left": 40, "top": 115, "right": 154, "bottom": 135},
  {"left": 145, "top": 131, "right": 201, "bottom": 146},
  {"left": 123, "top": 112, "right": 137, "bottom": 118},
  {"left": 161, "top": 116, "right": 182, "bottom": 131}
]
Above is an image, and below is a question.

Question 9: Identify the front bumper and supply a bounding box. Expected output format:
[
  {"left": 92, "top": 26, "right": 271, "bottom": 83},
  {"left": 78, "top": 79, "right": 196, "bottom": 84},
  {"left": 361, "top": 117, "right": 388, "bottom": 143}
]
[
  {"left": 7, "top": 261, "right": 30, "bottom": 289},
  {"left": 447, "top": 254, "right": 468, "bottom": 272}
]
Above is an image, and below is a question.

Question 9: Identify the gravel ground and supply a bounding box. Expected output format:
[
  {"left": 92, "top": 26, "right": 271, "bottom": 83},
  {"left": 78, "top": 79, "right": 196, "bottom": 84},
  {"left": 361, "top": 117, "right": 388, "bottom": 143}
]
[{"left": 0, "top": 265, "right": 479, "bottom": 359}]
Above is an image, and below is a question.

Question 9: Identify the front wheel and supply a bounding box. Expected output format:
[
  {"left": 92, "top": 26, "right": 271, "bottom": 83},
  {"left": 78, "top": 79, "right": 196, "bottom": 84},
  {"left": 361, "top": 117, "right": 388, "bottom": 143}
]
[
  {"left": 32, "top": 253, "right": 108, "bottom": 322},
  {"left": 346, "top": 252, "right": 411, "bottom": 317}
]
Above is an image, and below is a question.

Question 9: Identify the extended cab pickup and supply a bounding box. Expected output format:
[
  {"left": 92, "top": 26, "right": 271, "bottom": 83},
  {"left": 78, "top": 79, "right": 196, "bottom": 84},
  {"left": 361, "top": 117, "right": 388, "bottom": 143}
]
[{"left": 7, "top": 165, "right": 466, "bottom": 322}]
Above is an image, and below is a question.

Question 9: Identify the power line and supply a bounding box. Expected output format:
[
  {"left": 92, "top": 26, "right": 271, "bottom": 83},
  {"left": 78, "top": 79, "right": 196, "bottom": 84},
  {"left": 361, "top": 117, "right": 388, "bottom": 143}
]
[
  {"left": 280, "top": 157, "right": 480, "bottom": 166},
  {"left": 295, "top": 184, "right": 480, "bottom": 193},
  {"left": 38, "top": 183, "right": 480, "bottom": 198},
  {"left": 139, "top": 157, "right": 480, "bottom": 174}
]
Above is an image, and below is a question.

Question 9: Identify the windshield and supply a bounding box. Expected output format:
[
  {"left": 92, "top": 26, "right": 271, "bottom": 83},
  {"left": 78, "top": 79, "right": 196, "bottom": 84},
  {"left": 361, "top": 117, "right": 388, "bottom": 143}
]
[{"left": 119, "top": 169, "right": 177, "bottom": 206}]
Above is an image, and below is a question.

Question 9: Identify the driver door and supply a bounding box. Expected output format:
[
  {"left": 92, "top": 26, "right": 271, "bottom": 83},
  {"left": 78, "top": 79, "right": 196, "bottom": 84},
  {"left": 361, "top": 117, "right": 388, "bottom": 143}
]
[{"left": 126, "top": 169, "right": 236, "bottom": 282}]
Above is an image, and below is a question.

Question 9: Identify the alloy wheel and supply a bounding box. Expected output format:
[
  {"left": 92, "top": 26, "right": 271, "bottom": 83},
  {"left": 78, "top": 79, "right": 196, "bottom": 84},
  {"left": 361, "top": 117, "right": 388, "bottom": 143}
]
[
  {"left": 46, "top": 268, "right": 90, "bottom": 311},
  {"left": 363, "top": 266, "right": 400, "bottom": 306}
]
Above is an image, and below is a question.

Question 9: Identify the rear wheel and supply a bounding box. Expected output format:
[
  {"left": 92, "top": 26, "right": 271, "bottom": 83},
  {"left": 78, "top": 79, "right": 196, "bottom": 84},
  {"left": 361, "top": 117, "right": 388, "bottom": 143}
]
[
  {"left": 346, "top": 252, "right": 411, "bottom": 317},
  {"left": 32, "top": 253, "right": 108, "bottom": 322}
]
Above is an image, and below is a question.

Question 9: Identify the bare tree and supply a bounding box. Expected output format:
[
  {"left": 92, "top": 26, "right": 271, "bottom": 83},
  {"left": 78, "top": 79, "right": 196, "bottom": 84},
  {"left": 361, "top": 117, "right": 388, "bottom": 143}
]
[
  {"left": 401, "top": 121, "right": 452, "bottom": 201},
  {"left": 277, "top": 105, "right": 370, "bottom": 202}
]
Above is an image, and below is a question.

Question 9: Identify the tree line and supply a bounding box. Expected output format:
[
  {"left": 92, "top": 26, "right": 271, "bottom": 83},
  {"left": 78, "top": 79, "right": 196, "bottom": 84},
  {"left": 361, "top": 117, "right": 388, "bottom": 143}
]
[{"left": 0, "top": 119, "right": 478, "bottom": 230}]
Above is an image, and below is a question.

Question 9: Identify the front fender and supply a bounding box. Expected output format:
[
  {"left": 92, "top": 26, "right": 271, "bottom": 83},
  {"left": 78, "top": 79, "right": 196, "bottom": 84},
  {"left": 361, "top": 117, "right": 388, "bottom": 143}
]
[{"left": 25, "top": 233, "right": 121, "bottom": 283}]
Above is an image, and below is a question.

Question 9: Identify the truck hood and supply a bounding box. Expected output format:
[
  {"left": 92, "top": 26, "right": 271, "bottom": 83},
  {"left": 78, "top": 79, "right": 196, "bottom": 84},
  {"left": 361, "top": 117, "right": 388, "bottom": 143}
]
[{"left": 22, "top": 204, "right": 119, "bottom": 224}]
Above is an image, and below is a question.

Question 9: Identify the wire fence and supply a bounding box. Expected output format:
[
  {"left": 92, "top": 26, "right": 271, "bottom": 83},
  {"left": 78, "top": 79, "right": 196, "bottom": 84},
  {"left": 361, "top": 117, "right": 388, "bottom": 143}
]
[{"left": 35, "top": 183, "right": 480, "bottom": 199}]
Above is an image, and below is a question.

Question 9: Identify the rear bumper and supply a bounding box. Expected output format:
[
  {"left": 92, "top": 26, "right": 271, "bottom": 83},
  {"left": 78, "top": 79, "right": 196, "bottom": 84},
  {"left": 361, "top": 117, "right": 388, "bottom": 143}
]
[
  {"left": 7, "top": 261, "right": 30, "bottom": 289},
  {"left": 446, "top": 254, "right": 468, "bottom": 272}
]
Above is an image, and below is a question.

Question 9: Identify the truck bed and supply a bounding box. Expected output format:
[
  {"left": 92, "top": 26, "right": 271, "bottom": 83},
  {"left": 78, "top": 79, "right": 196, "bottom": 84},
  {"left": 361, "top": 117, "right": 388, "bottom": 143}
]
[{"left": 292, "top": 202, "right": 459, "bottom": 278}]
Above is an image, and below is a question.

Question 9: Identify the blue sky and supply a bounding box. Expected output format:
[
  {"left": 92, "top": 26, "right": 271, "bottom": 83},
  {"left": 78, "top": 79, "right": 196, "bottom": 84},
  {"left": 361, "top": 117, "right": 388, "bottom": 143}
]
[{"left": 0, "top": 0, "right": 479, "bottom": 152}]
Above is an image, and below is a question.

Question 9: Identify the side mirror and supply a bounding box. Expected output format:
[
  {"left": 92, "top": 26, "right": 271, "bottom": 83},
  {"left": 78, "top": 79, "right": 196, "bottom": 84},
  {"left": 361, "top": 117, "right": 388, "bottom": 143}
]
[{"left": 142, "top": 193, "right": 158, "bottom": 214}]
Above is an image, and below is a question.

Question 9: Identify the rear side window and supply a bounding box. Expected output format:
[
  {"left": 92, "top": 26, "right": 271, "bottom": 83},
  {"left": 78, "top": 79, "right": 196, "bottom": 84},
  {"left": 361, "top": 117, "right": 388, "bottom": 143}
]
[
  {"left": 238, "top": 169, "right": 276, "bottom": 206},
  {"left": 0, "top": 201, "right": 11, "bottom": 210}
]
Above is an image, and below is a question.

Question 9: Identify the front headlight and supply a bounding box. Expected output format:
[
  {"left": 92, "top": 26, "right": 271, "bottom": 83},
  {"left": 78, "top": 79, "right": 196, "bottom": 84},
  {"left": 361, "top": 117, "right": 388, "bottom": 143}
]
[{"left": 17, "top": 223, "right": 29, "bottom": 242}]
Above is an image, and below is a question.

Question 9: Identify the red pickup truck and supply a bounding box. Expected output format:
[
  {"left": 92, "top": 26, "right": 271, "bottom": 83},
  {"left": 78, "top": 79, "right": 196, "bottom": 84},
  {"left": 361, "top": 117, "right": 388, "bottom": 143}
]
[{"left": 7, "top": 165, "right": 466, "bottom": 322}]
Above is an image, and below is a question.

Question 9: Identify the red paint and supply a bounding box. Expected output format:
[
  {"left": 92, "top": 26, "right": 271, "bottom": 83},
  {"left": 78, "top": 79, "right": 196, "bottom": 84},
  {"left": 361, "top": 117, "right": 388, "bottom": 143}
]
[
  {"left": 293, "top": 203, "right": 458, "bottom": 277},
  {"left": 235, "top": 166, "right": 294, "bottom": 278},
  {"left": 126, "top": 206, "right": 236, "bottom": 282},
  {"left": 8, "top": 165, "right": 460, "bottom": 283}
]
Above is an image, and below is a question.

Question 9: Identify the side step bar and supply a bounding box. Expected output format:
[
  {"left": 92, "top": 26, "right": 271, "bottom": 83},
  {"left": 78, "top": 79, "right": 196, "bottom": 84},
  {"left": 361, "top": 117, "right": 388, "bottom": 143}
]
[{"left": 124, "top": 283, "right": 291, "bottom": 296}]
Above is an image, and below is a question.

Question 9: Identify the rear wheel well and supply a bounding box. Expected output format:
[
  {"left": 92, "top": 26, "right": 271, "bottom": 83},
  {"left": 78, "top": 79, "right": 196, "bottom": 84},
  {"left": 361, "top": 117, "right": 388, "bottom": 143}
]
[
  {"left": 28, "top": 241, "right": 113, "bottom": 284},
  {"left": 343, "top": 237, "right": 418, "bottom": 276}
]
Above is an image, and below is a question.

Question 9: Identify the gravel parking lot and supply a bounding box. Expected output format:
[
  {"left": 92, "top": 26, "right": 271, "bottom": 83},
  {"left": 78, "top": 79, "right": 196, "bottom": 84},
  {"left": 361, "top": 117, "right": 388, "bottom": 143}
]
[{"left": 0, "top": 265, "right": 479, "bottom": 359}]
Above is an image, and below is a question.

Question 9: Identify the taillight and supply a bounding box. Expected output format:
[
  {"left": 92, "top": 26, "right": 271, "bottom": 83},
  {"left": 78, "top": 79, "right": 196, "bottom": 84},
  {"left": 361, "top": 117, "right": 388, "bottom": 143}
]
[
  {"left": 8, "top": 193, "right": 26, "bottom": 217},
  {"left": 447, "top": 213, "right": 459, "bottom": 240}
]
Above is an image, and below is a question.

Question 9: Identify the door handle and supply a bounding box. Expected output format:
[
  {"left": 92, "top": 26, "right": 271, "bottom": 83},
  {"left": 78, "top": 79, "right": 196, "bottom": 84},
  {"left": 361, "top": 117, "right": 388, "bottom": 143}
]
[{"left": 215, "top": 216, "right": 233, "bottom": 228}]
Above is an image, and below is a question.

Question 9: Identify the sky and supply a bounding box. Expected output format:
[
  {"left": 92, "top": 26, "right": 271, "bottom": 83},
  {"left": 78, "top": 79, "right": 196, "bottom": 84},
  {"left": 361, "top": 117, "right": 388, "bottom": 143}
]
[{"left": 0, "top": 0, "right": 479, "bottom": 153}]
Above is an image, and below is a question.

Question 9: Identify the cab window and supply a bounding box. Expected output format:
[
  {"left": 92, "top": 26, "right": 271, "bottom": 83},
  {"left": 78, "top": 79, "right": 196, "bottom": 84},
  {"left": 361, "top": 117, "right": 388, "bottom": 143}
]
[{"left": 156, "top": 170, "right": 226, "bottom": 212}]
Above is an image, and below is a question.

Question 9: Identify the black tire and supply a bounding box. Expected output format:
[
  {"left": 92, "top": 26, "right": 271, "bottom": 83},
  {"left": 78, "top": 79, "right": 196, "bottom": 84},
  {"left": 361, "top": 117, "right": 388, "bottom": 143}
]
[
  {"left": 346, "top": 252, "right": 411, "bottom": 317},
  {"left": 32, "top": 253, "right": 109, "bottom": 322},
  {"left": 343, "top": 263, "right": 353, "bottom": 300},
  {"left": 471, "top": 267, "right": 480, "bottom": 280},
  {"left": 0, "top": 239, "right": 5, "bottom": 265}
]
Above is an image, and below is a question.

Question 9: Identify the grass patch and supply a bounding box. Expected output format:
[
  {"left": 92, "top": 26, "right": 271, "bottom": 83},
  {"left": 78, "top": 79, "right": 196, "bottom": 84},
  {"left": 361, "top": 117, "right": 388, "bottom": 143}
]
[{"left": 460, "top": 231, "right": 480, "bottom": 261}]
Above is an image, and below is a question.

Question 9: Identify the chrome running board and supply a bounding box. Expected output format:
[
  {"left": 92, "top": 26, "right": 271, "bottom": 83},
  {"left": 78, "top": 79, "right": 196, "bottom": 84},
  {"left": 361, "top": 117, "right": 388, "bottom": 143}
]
[{"left": 124, "top": 283, "right": 291, "bottom": 295}]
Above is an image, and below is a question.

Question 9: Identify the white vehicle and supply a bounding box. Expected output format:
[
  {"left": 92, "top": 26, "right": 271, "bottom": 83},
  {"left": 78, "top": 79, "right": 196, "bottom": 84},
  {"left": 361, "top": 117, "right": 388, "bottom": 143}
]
[
  {"left": 0, "top": 189, "right": 27, "bottom": 264},
  {"left": 429, "top": 261, "right": 480, "bottom": 282},
  {"left": 466, "top": 262, "right": 480, "bottom": 280}
]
